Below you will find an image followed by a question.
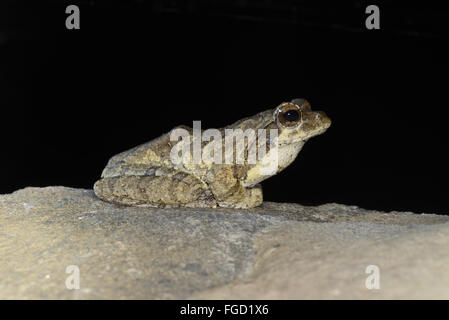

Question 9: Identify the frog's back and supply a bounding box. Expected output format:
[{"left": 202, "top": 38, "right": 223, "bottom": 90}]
[{"left": 101, "top": 129, "right": 180, "bottom": 178}]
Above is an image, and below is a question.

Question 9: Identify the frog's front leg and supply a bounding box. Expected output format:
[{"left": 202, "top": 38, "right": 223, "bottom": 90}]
[{"left": 206, "top": 166, "right": 263, "bottom": 209}]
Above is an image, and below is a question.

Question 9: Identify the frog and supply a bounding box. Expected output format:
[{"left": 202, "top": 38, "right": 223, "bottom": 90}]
[{"left": 93, "top": 98, "right": 331, "bottom": 208}]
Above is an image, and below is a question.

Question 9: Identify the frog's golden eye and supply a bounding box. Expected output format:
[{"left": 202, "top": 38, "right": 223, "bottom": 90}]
[{"left": 277, "top": 103, "right": 302, "bottom": 128}]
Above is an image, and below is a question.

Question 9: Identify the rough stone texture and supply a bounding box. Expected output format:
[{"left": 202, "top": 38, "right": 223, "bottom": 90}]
[{"left": 1, "top": 187, "right": 448, "bottom": 299}]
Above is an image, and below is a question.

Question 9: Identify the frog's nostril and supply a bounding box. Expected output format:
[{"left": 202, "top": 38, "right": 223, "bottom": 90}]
[{"left": 315, "top": 112, "right": 324, "bottom": 119}]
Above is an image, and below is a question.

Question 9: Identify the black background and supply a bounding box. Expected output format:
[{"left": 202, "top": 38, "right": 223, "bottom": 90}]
[{"left": 2, "top": 1, "right": 448, "bottom": 214}]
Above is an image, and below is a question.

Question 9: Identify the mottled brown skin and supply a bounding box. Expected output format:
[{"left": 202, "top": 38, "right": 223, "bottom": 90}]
[{"left": 94, "top": 98, "right": 331, "bottom": 208}]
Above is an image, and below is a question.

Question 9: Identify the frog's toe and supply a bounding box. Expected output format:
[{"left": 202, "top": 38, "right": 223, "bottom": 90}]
[{"left": 217, "top": 184, "right": 263, "bottom": 209}]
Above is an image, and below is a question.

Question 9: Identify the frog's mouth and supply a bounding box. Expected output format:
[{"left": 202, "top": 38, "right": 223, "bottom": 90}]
[
  {"left": 311, "top": 123, "right": 331, "bottom": 137},
  {"left": 277, "top": 140, "right": 304, "bottom": 147}
]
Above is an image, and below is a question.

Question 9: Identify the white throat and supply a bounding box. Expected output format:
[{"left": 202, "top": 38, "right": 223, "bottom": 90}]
[{"left": 242, "top": 141, "right": 305, "bottom": 187}]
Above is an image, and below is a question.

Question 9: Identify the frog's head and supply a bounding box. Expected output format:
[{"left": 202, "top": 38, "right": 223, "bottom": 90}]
[
  {"left": 235, "top": 98, "right": 331, "bottom": 187},
  {"left": 274, "top": 98, "right": 331, "bottom": 145}
]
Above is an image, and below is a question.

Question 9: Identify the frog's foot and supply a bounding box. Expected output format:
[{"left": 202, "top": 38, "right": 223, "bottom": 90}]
[
  {"left": 217, "top": 184, "right": 263, "bottom": 209},
  {"left": 93, "top": 174, "right": 217, "bottom": 207}
]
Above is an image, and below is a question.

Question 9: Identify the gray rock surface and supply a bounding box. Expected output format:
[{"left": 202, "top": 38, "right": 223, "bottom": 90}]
[{"left": 1, "top": 186, "right": 448, "bottom": 299}]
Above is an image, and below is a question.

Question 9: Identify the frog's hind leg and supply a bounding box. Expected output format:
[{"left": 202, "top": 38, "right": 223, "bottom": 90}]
[
  {"left": 93, "top": 174, "right": 217, "bottom": 208},
  {"left": 206, "top": 166, "right": 263, "bottom": 209}
]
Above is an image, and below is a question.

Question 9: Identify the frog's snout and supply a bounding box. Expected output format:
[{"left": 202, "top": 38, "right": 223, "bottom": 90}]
[{"left": 316, "top": 111, "right": 332, "bottom": 129}]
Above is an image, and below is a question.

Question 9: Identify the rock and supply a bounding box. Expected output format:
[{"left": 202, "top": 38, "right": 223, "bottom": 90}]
[{"left": 0, "top": 186, "right": 448, "bottom": 299}]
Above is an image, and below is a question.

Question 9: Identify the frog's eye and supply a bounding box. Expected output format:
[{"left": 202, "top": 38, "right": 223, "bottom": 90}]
[{"left": 277, "top": 103, "right": 302, "bottom": 128}]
